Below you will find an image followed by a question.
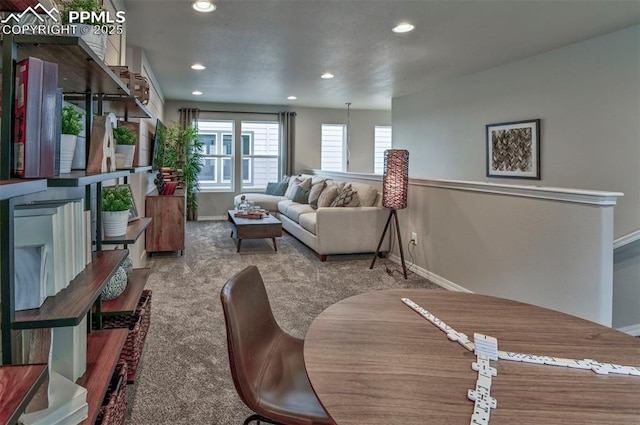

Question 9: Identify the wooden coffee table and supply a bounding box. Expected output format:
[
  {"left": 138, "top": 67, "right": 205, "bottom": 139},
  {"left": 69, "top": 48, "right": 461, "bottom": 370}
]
[{"left": 227, "top": 210, "right": 282, "bottom": 253}]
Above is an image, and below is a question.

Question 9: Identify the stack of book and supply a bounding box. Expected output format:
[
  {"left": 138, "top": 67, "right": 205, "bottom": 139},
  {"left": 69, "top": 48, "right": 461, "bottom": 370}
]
[
  {"left": 19, "top": 371, "right": 88, "bottom": 425},
  {"left": 14, "top": 199, "right": 88, "bottom": 307},
  {"left": 160, "top": 167, "right": 184, "bottom": 188},
  {"left": 13, "top": 57, "right": 61, "bottom": 178}
]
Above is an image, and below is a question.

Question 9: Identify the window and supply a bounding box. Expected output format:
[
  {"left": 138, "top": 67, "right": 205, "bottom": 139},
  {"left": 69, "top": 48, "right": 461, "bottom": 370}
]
[
  {"left": 374, "top": 126, "right": 392, "bottom": 174},
  {"left": 196, "top": 119, "right": 280, "bottom": 191},
  {"left": 241, "top": 122, "right": 280, "bottom": 190},
  {"left": 321, "top": 124, "right": 347, "bottom": 171},
  {"left": 197, "top": 120, "right": 234, "bottom": 190}
]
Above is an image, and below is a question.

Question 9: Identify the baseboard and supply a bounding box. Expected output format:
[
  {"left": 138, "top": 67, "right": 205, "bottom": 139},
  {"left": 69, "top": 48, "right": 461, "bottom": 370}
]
[
  {"left": 388, "top": 254, "right": 472, "bottom": 293},
  {"left": 617, "top": 323, "right": 640, "bottom": 336}
]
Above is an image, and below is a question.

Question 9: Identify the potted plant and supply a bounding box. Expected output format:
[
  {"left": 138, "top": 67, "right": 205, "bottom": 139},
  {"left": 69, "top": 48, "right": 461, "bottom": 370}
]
[
  {"left": 163, "top": 123, "right": 203, "bottom": 221},
  {"left": 101, "top": 185, "right": 133, "bottom": 237},
  {"left": 60, "top": 104, "right": 83, "bottom": 174},
  {"left": 113, "top": 125, "right": 137, "bottom": 168},
  {"left": 61, "top": 0, "right": 111, "bottom": 61}
]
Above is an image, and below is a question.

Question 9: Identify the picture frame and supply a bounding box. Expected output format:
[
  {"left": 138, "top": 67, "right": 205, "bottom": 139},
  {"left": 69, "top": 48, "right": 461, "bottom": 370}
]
[
  {"left": 486, "top": 119, "right": 540, "bottom": 180},
  {"left": 122, "top": 184, "right": 140, "bottom": 222}
]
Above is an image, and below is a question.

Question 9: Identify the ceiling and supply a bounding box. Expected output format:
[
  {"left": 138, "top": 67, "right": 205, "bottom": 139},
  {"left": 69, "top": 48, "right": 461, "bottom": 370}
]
[{"left": 122, "top": 0, "right": 640, "bottom": 110}]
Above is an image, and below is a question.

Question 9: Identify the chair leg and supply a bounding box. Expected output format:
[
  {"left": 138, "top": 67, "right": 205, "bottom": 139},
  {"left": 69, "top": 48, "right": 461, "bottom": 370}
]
[{"left": 243, "top": 414, "right": 286, "bottom": 425}]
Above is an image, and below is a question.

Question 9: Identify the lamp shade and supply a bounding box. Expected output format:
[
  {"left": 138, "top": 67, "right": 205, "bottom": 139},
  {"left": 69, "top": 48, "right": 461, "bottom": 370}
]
[{"left": 382, "top": 149, "right": 409, "bottom": 210}]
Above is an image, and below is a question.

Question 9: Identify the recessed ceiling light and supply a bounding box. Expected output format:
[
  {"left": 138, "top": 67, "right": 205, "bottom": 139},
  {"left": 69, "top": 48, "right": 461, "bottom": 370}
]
[
  {"left": 287, "top": 96, "right": 297, "bottom": 100},
  {"left": 192, "top": 1, "right": 216, "bottom": 12},
  {"left": 392, "top": 23, "right": 415, "bottom": 33},
  {"left": 321, "top": 73, "right": 334, "bottom": 79},
  {"left": 192, "top": 90, "right": 203, "bottom": 96},
  {"left": 191, "top": 63, "right": 206, "bottom": 70}
]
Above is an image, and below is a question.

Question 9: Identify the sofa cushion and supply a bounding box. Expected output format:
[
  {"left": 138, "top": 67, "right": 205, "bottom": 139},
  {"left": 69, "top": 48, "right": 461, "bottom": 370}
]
[
  {"left": 285, "top": 176, "right": 312, "bottom": 199},
  {"left": 349, "top": 182, "right": 378, "bottom": 207},
  {"left": 317, "top": 185, "right": 340, "bottom": 208},
  {"left": 278, "top": 199, "right": 295, "bottom": 216},
  {"left": 298, "top": 212, "right": 317, "bottom": 235},
  {"left": 331, "top": 185, "right": 360, "bottom": 207},
  {"left": 291, "top": 186, "right": 311, "bottom": 204},
  {"left": 309, "top": 180, "right": 326, "bottom": 209},
  {"left": 286, "top": 204, "right": 315, "bottom": 222}
]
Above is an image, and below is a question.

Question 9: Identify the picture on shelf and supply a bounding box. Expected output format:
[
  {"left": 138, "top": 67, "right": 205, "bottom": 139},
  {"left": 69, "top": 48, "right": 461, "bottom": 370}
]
[{"left": 122, "top": 184, "right": 139, "bottom": 222}]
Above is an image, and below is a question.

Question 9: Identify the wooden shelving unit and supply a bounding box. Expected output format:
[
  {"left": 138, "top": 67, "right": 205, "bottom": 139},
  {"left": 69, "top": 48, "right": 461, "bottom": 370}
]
[
  {"left": 46, "top": 170, "right": 130, "bottom": 188},
  {"left": 13, "top": 250, "right": 127, "bottom": 329},
  {"left": 101, "top": 218, "right": 152, "bottom": 246},
  {"left": 1, "top": 33, "right": 153, "bottom": 424},
  {"left": 65, "top": 94, "right": 151, "bottom": 119},
  {"left": 118, "top": 166, "right": 153, "bottom": 174},
  {"left": 0, "top": 364, "right": 48, "bottom": 425},
  {"left": 12, "top": 35, "right": 129, "bottom": 95},
  {"left": 102, "top": 268, "right": 150, "bottom": 316},
  {"left": 0, "top": 180, "right": 47, "bottom": 200},
  {"left": 77, "top": 329, "right": 128, "bottom": 425}
]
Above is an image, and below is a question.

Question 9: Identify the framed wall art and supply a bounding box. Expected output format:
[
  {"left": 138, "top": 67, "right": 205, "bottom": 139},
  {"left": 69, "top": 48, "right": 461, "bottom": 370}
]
[{"left": 486, "top": 119, "right": 540, "bottom": 180}]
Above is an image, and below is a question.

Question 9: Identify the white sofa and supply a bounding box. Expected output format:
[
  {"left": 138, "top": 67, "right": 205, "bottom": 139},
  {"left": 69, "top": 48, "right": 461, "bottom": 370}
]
[{"left": 234, "top": 176, "right": 390, "bottom": 260}]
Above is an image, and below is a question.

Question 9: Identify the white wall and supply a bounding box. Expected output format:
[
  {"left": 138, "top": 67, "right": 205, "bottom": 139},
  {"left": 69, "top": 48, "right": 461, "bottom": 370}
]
[
  {"left": 393, "top": 25, "right": 640, "bottom": 329},
  {"left": 393, "top": 25, "right": 639, "bottom": 238}
]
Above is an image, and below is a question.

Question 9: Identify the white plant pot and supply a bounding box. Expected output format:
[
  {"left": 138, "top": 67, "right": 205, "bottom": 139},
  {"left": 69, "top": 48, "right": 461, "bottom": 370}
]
[
  {"left": 60, "top": 134, "right": 78, "bottom": 174},
  {"left": 102, "top": 210, "right": 129, "bottom": 237},
  {"left": 115, "top": 145, "right": 136, "bottom": 168}
]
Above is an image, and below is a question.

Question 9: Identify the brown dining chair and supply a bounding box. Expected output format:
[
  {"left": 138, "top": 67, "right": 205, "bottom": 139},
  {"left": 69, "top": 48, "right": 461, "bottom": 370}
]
[{"left": 220, "top": 266, "right": 333, "bottom": 425}]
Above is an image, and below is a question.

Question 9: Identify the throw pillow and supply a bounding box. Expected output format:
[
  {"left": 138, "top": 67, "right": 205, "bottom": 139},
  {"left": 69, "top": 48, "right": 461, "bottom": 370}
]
[
  {"left": 265, "top": 182, "right": 278, "bottom": 195},
  {"left": 330, "top": 186, "right": 360, "bottom": 207},
  {"left": 349, "top": 182, "right": 378, "bottom": 207},
  {"left": 309, "top": 181, "right": 327, "bottom": 209},
  {"left": 291, "top": 186, "right": 311, "bottom": 204},
  {"left": 285, "top": 176, "right": 312, "bottom": 199},
  {"left": 265, "top": 178, "right": 289, "bottom": 196},
  {"left": 317, "top": 185, "right": 340, "bottom": 208}
]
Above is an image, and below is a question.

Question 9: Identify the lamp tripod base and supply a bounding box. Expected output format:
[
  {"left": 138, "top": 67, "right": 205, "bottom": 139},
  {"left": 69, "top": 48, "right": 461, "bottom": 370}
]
[{"left": 370, "top": 209, "right": 408, "bottom": 279}]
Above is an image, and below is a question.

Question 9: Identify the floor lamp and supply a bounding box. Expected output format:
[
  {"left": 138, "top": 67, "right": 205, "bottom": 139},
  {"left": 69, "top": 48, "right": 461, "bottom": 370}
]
[{"left": 370, "top": 149, "right": 409, "bottom": 279}]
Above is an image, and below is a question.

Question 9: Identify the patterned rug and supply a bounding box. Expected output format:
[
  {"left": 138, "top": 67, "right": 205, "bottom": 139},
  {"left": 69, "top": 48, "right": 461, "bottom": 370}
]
[{"left": 125, "top": 220, "right": 440, "bottom": 424}]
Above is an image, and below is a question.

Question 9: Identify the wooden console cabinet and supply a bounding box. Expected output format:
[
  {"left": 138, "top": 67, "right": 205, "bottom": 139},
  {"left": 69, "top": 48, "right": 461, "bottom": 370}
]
[{"left": 145, "top": 193, "right": 185, "bottom": 254}]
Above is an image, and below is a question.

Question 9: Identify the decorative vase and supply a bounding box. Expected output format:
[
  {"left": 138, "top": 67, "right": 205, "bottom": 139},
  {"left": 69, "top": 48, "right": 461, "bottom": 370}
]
[
  {"left": 115, "top": 145, "right": 136, "bottom": 168},
  {"left": 101, "top": 266, "right": 127, "bottom": 300},
  {"left": 59, "top": 134, "right": 77, "bottom": 174},
  {"left": 122, "top": 255, "right": 133, "bottom": 276},
  {"left": 102, "top": 210, "right": 129, "bottom": 237}
]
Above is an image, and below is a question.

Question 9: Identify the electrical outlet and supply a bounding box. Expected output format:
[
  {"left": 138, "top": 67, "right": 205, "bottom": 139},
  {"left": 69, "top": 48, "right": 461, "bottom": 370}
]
[{"left": 411, "top": 232, "right": 418, "bottom": 245}]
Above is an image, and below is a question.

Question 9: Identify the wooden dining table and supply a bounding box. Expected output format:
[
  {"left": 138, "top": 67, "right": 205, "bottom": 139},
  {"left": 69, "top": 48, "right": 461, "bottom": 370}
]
[{"left": 303, "top": 290, "right": 640, "bottom": 425}]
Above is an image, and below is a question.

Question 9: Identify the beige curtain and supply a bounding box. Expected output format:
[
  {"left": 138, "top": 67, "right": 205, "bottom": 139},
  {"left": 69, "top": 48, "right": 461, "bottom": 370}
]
[
  {"left": 279, "top": 111, "right": 296, "bottom": 176},
  {"left": 179, "top": 108, "right": 200, "bottom": 130}
]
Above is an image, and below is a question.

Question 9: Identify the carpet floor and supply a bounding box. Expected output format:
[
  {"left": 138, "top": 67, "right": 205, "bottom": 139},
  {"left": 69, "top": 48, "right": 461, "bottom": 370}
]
[{"left": 125, "top": 220, "right": 441, "bottom": 424}]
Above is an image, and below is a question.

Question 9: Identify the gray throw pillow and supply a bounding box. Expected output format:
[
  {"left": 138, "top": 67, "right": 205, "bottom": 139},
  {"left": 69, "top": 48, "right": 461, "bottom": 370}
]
[
  {"left": 265, "top": 179, "right": 289, "bottom": 196},
  {"left": 291, "top": 186, "right": 311, "bottom": 204},
  {"left": 285, "top": 177, "right": 312, "bottom": 199}
]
